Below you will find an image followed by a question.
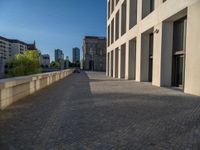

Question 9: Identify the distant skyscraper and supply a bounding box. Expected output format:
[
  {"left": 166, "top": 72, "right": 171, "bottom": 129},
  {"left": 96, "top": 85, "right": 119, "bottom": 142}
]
[
  {"left": 72, "top": 47, "right": 80, "bottom": 64},
  {"left": 82, "top": 36, "right": 106, "bottom": 71},
  {"left": 55, "top": 49, "right": 64, "bottom": 69},
  {"left": 55, "top": 49, "right": 64, "bottom": 62}
]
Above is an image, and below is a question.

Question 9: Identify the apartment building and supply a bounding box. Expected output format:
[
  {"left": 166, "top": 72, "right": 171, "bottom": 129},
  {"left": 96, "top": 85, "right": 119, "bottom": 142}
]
[
  {"left": 0, "top": 36, "right": 36, "bottom": 76},
  {"left": 83, "top": 36, "right": 106, "bottom": 71},
  {"left": 106, "top": 0, "right": 200, "bottom": 96}
]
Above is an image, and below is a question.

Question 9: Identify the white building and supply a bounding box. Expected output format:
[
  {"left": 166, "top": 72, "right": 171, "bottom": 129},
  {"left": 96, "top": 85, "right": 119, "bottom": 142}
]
[
  {"left": 40, "top": 54, "right": 50, "bottom": 68},
  {"left": 107, "top": 0, "right": 200, "bottom": 96},
  {"left": 0, "top": 36, "right": 35, "bottom": 76}
]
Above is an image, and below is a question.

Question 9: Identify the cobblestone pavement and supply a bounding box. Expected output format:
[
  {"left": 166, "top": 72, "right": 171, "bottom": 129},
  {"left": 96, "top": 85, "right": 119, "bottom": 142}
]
[{"left": 0, "top": 72, "right": 200, "bottom": 150}]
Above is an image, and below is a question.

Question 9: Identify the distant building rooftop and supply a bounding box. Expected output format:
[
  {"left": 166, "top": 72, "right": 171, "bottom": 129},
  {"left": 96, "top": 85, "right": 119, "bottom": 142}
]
[
  {"left": 0, "top": 36, "right": 37, "bottom": 50},
  {"left": 84, "top": 36, "right": 106, "bottom": 40}
]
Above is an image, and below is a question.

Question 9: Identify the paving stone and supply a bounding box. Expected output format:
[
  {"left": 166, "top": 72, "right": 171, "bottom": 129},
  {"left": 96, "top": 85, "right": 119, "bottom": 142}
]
[{"left": 0, "top": 72, "right": 200, "bottom": 150}]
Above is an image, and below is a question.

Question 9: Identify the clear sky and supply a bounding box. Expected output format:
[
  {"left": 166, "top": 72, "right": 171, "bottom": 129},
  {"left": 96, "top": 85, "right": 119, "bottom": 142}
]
[{"left": 0, "top": 0, "right": 107, "bottom": 62}]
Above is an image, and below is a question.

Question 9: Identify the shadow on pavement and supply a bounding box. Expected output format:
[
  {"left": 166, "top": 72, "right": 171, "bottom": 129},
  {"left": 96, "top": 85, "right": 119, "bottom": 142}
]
[{"left": 0, "top": 71, "right": 200, "bottom": 149}]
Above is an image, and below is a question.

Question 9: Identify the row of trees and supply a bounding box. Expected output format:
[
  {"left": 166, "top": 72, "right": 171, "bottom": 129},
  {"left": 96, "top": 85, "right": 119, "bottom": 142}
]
[
  {"left": 5, "top": 50, "right": 80, "bottom": 77},
  {"left": 50, "top": 60, "right": 80, "bottom": 68}
]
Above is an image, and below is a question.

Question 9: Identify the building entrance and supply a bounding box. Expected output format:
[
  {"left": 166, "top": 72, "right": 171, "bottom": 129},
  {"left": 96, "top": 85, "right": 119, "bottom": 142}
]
[{"left": 172, "top": 17, "right": 187, "bottom": 88}]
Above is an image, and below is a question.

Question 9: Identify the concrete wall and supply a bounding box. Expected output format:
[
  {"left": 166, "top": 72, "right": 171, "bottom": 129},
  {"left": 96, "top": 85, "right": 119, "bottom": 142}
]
[
  {"left": 0, "top": 69, "right": 74, "bottom": 110},
  {"left": 107, "top": 0, "right": 200, "bottom": 96},
  {"left": 184, "top": 1, "right": 200, "bottom": 96}
]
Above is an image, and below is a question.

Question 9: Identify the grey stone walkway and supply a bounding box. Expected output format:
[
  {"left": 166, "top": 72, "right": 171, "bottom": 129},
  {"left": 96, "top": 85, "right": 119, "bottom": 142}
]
[{"left": 0, "top": 72, "right": 200, "bottom": 150}]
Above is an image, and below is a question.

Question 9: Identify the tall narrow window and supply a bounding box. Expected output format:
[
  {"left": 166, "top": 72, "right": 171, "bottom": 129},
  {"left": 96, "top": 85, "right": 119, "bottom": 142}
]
[
  {"left": 107, "top": 25, "right": 110, "bottom": 47},
  {"left": 121, "top": 0, "right": 127, "bottom": 36},
  {"left": 108, "top": 1, "right": 110, "bottom": 19},
  {"left": 142, "top": 0, "right": 155, "bottom": 19},
  {"left": 129, "top": 0, "right": 137, "bottom": 29},
  {"left": 115, "top": 11, "right": 119, "bottom": 40},
  {"left": 172, "top": 17, "right": 187, "bottom": 88},
  {"left": 111, "top": 0, "right": 114, "bottom": 13},
  {"left": 149, "top": 33, "right": 154, "bottom": 82},
  {"left": 150, "top": 0, "right": 154, "bottom": 12},
  {"left": 111, "top": 19, "right": 114, "bottom": 44}
]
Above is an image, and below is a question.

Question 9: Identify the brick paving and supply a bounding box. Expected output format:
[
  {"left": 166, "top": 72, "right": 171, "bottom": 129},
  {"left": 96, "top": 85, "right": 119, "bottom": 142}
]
[{"left": 0, "top": 71, "right": 200, "bottom": 150}]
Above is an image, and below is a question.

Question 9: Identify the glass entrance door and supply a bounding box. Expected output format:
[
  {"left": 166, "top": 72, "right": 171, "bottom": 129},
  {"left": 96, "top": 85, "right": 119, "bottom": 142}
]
[
  {"left": 173, "top": 55, "right": 184, "bottom": 87},
  {"left": 172, "top": 17, "right": 187, "bottom": 88},
  {"left": 148, "top": 33, "right": 154, "bottom": 82}
]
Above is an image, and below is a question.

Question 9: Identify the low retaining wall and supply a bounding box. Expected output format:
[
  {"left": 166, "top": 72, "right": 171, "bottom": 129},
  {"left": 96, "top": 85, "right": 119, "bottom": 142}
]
[{"left": 0, "top": 69, "right": 74, "bottom": 110}]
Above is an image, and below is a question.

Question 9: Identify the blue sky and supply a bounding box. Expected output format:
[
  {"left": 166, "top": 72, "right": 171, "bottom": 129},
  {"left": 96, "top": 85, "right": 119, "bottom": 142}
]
[{"left": 0, "top": 0, "right": 107, "bottom": 61}]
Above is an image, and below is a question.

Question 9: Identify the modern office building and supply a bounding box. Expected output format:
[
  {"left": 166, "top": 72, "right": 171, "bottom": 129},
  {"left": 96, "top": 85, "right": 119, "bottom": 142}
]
[
  {"left": 72, "top": 47, "right": 80, "bottom": 64},
  {"left": 55, "top": 49, "right": 64, "bottom": 69},
  {"left": 40, "top": 54, "right": 50, "bottom": 68},
  {"left": 0, "top": 36, "right": 37, "bottom": 75},
  {"left": 83, "top": 36, "right": 106, "bottom": 71},
  {"left": 55, "top": 49, "right": 64, "bottom": 62},
  {"left": 106, "top": 0, "right": 200, "bottom": 96}
]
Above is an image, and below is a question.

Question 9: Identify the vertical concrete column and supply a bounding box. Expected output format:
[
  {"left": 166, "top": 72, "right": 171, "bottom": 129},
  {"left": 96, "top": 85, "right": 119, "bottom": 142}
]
[
  {"left": 155, "top": 0, "right": 163, "bottom": 9},
  {"left": 118, "top": 48, "right": 121, "bottom": 78},
  {"left": 125, "top": 41, "right": 130, "bottom": 80},
  {"left": 135, "top": 0, "right": 142, "bottom": 81},
  {"left": 29, "top": 81, "right": 35, "bottom": 94},
  {"left": 137, "top": 0, "right": 142, "bottom": 22},
  {"left": 36, "top": 79, "right": 40, "bottom": 91},
  {"left": 124, "top": 0, "right": 130, "bottom": 80},
  {"left": 184, "top": 1, "right": 200, "bottom": 96},
  {"left": 135, "top": 34, "right": 142, "bottom": 82},
  {"left": 113, "top": 49, "right": 116, "bottom": 78},
  {"left": 152, "top": 23, "right": 162, "bottom": 86},
  {"left": 106, "top": 53, "right": 109, "bottom": 76}
]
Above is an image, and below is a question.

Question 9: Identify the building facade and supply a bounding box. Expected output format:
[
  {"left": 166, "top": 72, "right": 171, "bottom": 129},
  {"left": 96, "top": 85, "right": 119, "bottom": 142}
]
[
  {"left": 65, "top": 56, "right": 70, "bottom": 69},
  {"left": 107, "top": 0, "right": 200, "bottom": 96},
  {"left": 40, "top": 54, "right": 50, "bottom": 68},
  {"left": 55, "top": 49, "right": 64, "bottom": 69},
  {"left": 55, "top": 49, "right": 64, "bottom": 62},
  {"left": 83, "top": 36, "right": 106, "bottom": 71},
  {"left": 0, "top": 36, "right": 36, "bottom": 76},
  {"left": 72, "top": 47, "right": 80, "bottom": 64}
]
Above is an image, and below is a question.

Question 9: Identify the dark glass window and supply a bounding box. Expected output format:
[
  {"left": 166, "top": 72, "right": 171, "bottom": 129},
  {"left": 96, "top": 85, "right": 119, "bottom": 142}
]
[{"left": 173, "top": 17, "right": 186, "bottom": 52}]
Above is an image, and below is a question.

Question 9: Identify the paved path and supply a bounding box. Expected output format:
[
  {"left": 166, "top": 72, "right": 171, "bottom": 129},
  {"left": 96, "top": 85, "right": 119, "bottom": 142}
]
[{"left": 0, "top": 72, "right": 200, "bottom": 150}]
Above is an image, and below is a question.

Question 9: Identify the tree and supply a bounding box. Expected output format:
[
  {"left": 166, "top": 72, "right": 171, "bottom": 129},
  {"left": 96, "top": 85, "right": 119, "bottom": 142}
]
[
  {"left": 50, "top": 61, "right": 60, "bottom": 68},
  {"left": 7, "top": 50, "right": 41, "bottom": 77}
]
